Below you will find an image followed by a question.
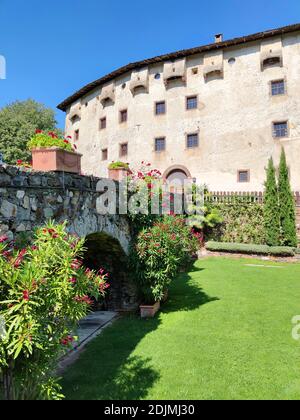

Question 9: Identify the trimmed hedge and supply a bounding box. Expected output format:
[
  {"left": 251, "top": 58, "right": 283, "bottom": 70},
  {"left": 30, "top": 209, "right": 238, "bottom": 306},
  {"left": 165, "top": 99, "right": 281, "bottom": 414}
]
[
  {"left": 206, "top": 241, "right": 295, "bottom": 257},
  {"left": 209, "top": 203, "right": 266, "bottom": 245}
]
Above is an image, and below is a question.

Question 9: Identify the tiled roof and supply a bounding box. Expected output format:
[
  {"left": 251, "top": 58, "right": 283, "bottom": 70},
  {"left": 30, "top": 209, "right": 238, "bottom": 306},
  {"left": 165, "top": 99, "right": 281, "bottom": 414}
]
[{"left": 57, "top": 22, "right": 300, "bottom": 111}]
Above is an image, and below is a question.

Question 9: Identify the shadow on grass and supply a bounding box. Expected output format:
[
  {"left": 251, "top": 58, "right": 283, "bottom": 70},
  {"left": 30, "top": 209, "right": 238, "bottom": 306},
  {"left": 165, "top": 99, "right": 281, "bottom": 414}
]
[{"left": 61, "top": 262, "right": 219, "bottom": 400}]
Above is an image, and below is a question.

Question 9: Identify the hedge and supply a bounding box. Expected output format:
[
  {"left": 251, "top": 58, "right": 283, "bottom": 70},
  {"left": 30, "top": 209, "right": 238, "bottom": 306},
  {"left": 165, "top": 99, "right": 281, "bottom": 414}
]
[
  {"left": 206, "top": 241, "right": 295, "bottom": 257},
  {"left": 208, "top": 202, "right": 265, "bottom": 245}
]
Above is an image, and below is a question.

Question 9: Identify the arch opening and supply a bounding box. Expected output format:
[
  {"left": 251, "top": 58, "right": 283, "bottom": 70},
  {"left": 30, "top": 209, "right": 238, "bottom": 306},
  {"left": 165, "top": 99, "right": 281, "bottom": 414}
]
[{"left": 83, "top": 232, "right": 137, "bottom": 312}]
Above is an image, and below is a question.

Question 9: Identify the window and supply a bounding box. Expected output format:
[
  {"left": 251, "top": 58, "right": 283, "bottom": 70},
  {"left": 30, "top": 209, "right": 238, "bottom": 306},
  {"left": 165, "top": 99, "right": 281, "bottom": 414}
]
[
  {"left": 155, "top": 137, "right": 166, "bottom": 152},
  {"left": 154, "top": 73, "right": 161, "bottom": 80},
  {"left": 155, "top": 101, "right": 166, "bottom": 115},
  {"left": 102, "top": 149, "right": 108, "bottom": 161},
  {"left": 271, "top": 80, "right": 285, "bottom": 96},
  {"left": 187, "top": 133, "right": 199, "bottom": 148},
  {"left": 263, "top": 56, "right": 281, "bottom": 69},
  {"left": 74, "top": 129, "right": 79, "bottom": 141},
  {"left": 71, "top": 114, "right": 80, "bottom": 124},
  {"left": 100, "top": 117, "right": 106, "bottom": 130},
  {"left": 120, "top": 143, "right": 128, "bottom": 157},
  {"left": 186, "top": 96, "right": 198, "bottom": 110},
  {"left": 120, "top": 109, "right": 128, "bottom": 123},
  {"left": 238, "top": 170, "right": 250, "bottom": 183},
  {"left": 273, "top": 121, "right": 288, "bottom": 138},
  {"left": 228, "top": 57, "right": 236, "bottom": 65},
  {"left": 191, "top": 67, "right": 198, "bottom": 75}
]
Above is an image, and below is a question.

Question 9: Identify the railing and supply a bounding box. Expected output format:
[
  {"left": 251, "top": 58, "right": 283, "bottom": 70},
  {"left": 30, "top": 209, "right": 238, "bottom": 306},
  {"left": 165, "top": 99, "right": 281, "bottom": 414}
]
[{"left": 205, "top": 191, "right": 300, "bottom": 206}]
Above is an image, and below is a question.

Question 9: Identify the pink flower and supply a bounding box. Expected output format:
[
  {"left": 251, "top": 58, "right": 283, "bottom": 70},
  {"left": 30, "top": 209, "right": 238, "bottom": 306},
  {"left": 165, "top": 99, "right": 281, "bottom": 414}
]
[{"left": 0, "top": 235, "right": 8, "bottom": 243}]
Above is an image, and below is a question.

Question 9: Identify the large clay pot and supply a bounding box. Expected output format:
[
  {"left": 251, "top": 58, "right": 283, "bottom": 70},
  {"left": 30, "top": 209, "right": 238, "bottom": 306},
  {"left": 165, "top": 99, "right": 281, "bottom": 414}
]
[{"left": 31, "top": 148, "right": 82, "bottom": 174}]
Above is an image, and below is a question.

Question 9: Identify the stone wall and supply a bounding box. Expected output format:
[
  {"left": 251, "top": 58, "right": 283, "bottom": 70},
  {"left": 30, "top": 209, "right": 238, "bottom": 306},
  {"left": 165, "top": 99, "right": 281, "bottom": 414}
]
[{"left": 0, "top": 165, "right": 138, "bottom": 311}]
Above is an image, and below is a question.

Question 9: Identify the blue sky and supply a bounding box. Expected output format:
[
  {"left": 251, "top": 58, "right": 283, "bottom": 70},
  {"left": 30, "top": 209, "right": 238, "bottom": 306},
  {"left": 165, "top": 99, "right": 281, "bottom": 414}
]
[{"left": 0, "top": 0, "right": 299, "bottom": 128}]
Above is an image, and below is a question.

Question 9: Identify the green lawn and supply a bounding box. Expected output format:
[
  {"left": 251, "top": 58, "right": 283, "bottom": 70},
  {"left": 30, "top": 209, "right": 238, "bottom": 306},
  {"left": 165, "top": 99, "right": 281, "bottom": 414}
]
[{"left": 62, "top": 257, "right": 300, "bottom": 400}]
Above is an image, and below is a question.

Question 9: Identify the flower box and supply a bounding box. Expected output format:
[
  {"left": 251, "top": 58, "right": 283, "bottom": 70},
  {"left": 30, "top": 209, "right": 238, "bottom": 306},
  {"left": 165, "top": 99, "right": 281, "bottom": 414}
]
[
  {"left": 31, "top": 148, "right": 82, "bottom": 174},
  {"left": 108, "top": 168, "right": 130, "bottom": 182},
  {"left": 140, "top": 301, "right": 160, "bottom": 319}
]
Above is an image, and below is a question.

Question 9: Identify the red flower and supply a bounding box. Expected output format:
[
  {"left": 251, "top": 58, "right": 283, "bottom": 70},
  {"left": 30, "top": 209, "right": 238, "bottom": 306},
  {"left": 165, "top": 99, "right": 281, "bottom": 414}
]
[
  {"left": 73, "top": 144, "right": 77, "bottom": 150},
  {"left": 23, "top": 290, "right": 30, "bottom": 301},
  {"left": 35, "top": 129, "right": 43, "bottom": 134},
  {"left": 64, "top": 140, "right": 69, "bottom": 144}
]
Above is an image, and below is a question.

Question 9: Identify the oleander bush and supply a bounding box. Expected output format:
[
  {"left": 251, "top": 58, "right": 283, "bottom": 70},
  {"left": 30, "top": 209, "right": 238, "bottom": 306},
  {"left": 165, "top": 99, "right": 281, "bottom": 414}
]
[
  {"left": 131, "top": 215, "right": 200, "bottom": 304},
  {"left": 0, "top": 222, "right": 109, "bottom": 400},
  {"left": 206, "top": 241, "right": 295, "bottom": 257}
]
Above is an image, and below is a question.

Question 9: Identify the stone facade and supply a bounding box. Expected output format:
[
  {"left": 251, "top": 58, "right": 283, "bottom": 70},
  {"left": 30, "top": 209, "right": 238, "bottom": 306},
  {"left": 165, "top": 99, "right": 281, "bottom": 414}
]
[
  {"left": 59, "top": 24, "right": 300, "bottom": 192},
  {"left": 0, "top": 165, "right": 137, "bottom": 311}
]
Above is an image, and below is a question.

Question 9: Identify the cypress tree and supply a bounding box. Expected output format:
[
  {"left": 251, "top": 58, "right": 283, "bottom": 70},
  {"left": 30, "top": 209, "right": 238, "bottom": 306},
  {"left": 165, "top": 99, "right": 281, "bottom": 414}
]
[
  {"left": 264, "top": 157, "right": 280, "bottom": 246},
  {"left": 278, "top": 148, "right": 297, "bottom": 247}
]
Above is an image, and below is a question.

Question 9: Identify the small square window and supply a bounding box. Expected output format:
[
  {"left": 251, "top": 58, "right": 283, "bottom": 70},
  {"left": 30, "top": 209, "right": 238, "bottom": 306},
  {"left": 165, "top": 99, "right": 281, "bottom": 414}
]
[
  {"left": 102, "top": 149, "right": 108, "bottom": 161},
  {"left": 238, "top": 170, "right": 250, "bottom": 183},
  {"left": 100, "top": 117, "right": 107, "bottom": 130},
  {"left": 120, "top": 110, "right": 128, "bottom": 123},
  {"left": 120, "top": 143, "right": 128, "bottom": 157},
  {"left": 155, "top": 101, "right": 166, "bottom": 115},
  {"left": 273, "top": 122, "right": 288, "bottom": 138},
  {"left": 186, "top": 96, "right": 198, "bottom": 110},
  {"left": 271, "top": 80, "right": 285, "bottom": 96},
  {"left": 155, "top": 137, "right": 166, "bottom": 152},
  {"left": 187, "top": 133, "right": 199, "bottom": 148},
  {"left": 74, "top": 129, "right": 79, "bottom": 141}
]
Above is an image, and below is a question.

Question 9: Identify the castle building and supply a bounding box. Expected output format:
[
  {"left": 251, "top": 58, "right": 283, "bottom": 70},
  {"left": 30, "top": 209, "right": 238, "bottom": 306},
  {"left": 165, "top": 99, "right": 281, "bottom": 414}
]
[{"left": 58, "top": 23, "right": 300, "bottom": 191}]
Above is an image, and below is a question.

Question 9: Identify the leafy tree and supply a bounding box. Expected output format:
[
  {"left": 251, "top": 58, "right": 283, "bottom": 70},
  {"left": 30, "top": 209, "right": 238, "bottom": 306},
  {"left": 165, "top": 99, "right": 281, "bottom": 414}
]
[
  {"left": 278, "top": 148, "right": 297, "bottom": 247},
  {"left": 0, "top": 99, "right": 62, "bottom": 164},
  {"left": 264, "top": 157, "right": 280, "bottom": 246}
]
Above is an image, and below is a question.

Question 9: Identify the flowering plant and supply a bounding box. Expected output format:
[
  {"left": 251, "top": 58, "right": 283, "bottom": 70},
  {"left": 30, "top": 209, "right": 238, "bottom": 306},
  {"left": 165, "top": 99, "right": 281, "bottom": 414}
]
[
  {"left": 27, "top": 130, "right": 77, "bottom": 153},
  {"left": 108, "top": 161, "right": 130, "bottom": 170},
  {"left": 0, "top": 222, "right": 109, "bottom": 400},
  {"left": 16, "top": 160, "right": 32, "bottom": 169},
  {"left": 132, "top": 215, "right": 199, "bottom": 304},
  {"left": 125, "top": 162, "right": 164, "bottom": 233}
]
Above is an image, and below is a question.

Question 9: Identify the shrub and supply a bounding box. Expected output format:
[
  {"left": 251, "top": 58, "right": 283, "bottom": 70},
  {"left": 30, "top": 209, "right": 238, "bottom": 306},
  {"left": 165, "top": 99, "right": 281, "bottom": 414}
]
[
  {"left": 206, "top": 241, "right": 295, "bottom": 257},
  {"left": 27, "top": 131, "right": 75, "bottom": 153},
  {"left": 0, "top": 222, "right": 109, "bottom": 400},
  {"left": 108, "top": 161, "right": 130, "bottom": 170},
  {"left": 132, "top": 215, "right": 199, "bottom": 304},
  {"left": 264, "top": 157, "right": 281, "bottom": 246},
  {"left": 278, "top": 148, "right": 297, "bottom": 247},
  {"left": 209, "top": 202, "right": 265, "bottom": 245}
]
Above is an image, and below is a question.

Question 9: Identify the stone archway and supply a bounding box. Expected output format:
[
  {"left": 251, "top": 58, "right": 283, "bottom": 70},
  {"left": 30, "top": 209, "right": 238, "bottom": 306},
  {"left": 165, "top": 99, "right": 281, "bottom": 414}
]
[
  {"left": 83, "top": 232, "right": 138, "bottom": 312},
  {"left": 163, "top": 165, "right": 192, "bottom": 192}
]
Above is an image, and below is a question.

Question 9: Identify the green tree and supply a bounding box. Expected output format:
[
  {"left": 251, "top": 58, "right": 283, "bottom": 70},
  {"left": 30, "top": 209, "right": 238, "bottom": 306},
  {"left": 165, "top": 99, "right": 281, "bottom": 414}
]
[
  {"left": 0, "top": 99, "right": 62, "bottom": 164},
  {"left": 278, "top": 148, "right": 297, "bottom": 247},
  {"left": 264, "top": 157, "right": 280, "bottom": 246}
]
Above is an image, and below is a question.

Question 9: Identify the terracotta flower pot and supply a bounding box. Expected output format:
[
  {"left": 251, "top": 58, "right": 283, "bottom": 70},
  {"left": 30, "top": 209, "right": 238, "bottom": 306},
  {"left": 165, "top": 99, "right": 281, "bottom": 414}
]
[
  {"left": 108, "top": 168, "right": 130, "bottom": 182},
  {"left": 32, "top": 148, "right": 82, "bottom": 174},
  {"left": 140, "top": 301, "right": 160, "bottom": 319}
]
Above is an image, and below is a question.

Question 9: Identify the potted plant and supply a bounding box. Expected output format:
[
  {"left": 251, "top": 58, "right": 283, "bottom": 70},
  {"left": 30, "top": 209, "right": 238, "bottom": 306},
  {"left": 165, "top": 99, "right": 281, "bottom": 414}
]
[
  {"left": 28, "top": 130, "right": 82, "bottom": 174},
  {"left": 108, "top": 161, "right": 130, "bottom": 181}
]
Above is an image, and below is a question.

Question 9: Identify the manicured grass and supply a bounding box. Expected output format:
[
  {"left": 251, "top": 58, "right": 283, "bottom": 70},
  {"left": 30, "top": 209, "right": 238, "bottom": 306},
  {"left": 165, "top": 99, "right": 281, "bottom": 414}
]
[{"left": 62, "top": 257, "right": 300, "bottom": 400}]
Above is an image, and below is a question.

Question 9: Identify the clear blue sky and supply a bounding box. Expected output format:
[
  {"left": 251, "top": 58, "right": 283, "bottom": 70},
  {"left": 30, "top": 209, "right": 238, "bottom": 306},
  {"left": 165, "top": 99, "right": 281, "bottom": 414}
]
[{"left": 0, "top": 0, "right": 299, "bottom": 128}]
